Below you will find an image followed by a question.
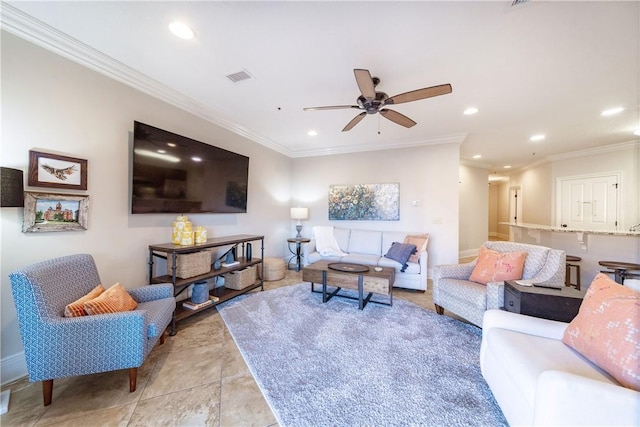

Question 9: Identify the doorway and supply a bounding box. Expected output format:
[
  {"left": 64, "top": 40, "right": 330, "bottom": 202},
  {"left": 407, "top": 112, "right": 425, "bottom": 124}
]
[{"left": 556, "top": 173, "right": 620, "bottom": 231}]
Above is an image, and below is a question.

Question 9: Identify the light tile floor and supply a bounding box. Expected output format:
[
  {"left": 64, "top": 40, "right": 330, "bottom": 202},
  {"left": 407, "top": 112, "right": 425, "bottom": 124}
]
[{"left": 1, "top": 270, "right": 456, "bottom": 427}]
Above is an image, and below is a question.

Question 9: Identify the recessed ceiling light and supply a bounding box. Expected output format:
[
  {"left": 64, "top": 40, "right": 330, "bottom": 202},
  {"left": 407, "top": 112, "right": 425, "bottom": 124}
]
[
  {"left": 472, "top": 154, "right": 482, "bottom": 159},
  {"left": 307, "top": 130, "right": 318, "bottom": 136},
  {"left": 464, "top": 107, "right": 478, "bottom": 115},
  {"left": 167, "top": 142, "right": 176, "bottom": 147},
  {"left": 191, "top": 156, "right": 202, "bottom": 162},
  {"left": 157, "top": 150, "right": 166, "bottom": 154},
  {"left": 504, "top": 165, "right": 512, "bottom": 169},
  {"left": 530, "top": 134, "right": 545, "bottom": 141},
  {"left": 601, "top": 107, "right": 624, "bottom": 116},
  {"left": 169, "top": 21, "right": 195, "bottom": 40}
]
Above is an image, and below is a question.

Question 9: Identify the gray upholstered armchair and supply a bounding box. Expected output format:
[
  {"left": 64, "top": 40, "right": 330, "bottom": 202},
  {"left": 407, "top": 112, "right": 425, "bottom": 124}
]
[
  {"left": 9, "top": 254, "right": 175, "bottom": 406},
  {"left": 433, "top": 241, "right": 565, "bottom": 327}
]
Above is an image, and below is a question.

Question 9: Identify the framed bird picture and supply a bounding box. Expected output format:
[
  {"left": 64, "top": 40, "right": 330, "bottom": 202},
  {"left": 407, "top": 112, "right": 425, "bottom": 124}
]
[{"left": 28, "top": 150, "right": 88, "bottom": 190}]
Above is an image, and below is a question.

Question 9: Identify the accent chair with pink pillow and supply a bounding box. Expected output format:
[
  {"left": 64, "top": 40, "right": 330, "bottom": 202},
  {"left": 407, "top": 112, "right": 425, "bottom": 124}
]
[{"left": 433, "top": 241, "right": 565, "bottom": 327}]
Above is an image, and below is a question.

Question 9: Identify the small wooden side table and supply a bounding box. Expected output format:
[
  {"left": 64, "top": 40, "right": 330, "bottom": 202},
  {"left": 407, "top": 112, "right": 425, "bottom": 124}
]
[
  {"left": 287, "top": 237, "right": 310, "bottom": 272},
  {"left": 503, "top": 281, "right": 585, "bottom": 323},
  {"left": 598, "top": 261, "right": 640, "bottom": 284}
]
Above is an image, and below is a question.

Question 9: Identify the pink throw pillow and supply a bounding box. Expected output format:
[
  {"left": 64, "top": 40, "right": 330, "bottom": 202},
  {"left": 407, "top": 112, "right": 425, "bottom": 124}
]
[
  {"left": 469, "top": 246, "right": 527, "bottom": 285},
  {"left": 562, "top": 273, "right": 640, "bottom": 391},
  {"left": 403, "top": 234, "right": 429, "bottom": 263}
]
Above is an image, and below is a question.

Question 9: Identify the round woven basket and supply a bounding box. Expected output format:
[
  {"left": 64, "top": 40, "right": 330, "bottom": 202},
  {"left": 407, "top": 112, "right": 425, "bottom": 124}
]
[{"left": 261, "top": 257, "right": 286, "bottom": 281}]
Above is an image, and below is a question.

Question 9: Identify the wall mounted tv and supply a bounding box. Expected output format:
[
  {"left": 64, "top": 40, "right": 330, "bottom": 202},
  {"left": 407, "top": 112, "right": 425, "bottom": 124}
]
[{"left": 131, "top": 121, "right": 249, "bottom": 214}]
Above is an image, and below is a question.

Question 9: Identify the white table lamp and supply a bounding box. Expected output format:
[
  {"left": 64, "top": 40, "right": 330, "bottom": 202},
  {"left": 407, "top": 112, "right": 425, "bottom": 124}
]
[{"left": 290, "top": 207, "right": 309, "bottom": 238}]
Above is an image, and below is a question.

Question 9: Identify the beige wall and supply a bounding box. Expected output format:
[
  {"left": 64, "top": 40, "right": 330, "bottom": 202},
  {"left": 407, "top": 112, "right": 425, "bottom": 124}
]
[
  {"left": 488, "top": 182, "right": 498, "bottom": 237},
  {"left": 291, "top": 143, "right": 461, "bottom": 268},
  {"left": 458, "top": 165, "right": 488, "bottom": 256},
  {"left": 1, "top": 32, "right": 462, "bottom": 383},
  {"left": 0, "top": 32, "right": 293, "bottom": 381}
]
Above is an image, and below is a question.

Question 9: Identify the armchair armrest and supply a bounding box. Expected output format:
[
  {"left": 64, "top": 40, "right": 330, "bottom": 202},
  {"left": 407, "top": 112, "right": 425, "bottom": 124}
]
[
  {"left": 529, "top": 249, "right": 566, "bottom": 285},
  {"left": 302, "top": 239, "right": 316, "bottom": 266},
  {"left": 534, "top": 370, "right": 640, "bottom": 426},
  {"left": 432, "top": 262, "right": 476, "bottom": 281},
  {"left": 128, "top": 284, "right": 174, "bottom": 302},
  {"left": 482, "top": 309, "right": 568, "bottom": 340}
]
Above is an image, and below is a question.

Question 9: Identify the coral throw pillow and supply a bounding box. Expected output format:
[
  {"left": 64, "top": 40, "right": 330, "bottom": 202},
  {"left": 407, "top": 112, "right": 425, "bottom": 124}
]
[
  {"left": 469, "top": 246, "right": 527, "bottom": 285},
  {"left": 83, "top": 283, "right": 138, "bottom": 315},
  {"left": 403, "top": 234, "right": 429, "bottom": 263},
  {"left": 562, "top": 273, "right": 640, "bottom": 391},
  {"left": 64, "top": 284, "right": 106, "bottom": 317}
]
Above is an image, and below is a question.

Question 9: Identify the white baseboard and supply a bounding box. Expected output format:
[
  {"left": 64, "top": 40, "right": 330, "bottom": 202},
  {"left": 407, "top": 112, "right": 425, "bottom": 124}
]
[{"left": 1, "top": 352, "right": 27, "bottom": 386}]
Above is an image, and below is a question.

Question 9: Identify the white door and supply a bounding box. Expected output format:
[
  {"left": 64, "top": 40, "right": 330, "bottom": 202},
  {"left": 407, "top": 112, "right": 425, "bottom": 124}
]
[
  {"left": 508, "top": 186, "right": 522, "bottom": 241},
  {"left": 558, "top": 174, "right": 619, "bottom": 231}
]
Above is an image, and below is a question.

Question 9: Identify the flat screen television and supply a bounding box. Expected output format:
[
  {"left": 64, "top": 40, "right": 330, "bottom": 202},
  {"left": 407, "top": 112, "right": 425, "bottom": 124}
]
[{"left": 131, "top": 121, "right": 249, "bottom": 214}]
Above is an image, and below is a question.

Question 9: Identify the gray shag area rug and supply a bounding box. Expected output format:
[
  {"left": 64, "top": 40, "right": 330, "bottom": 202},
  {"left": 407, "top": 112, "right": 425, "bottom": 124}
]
[{"left": 217, "top": 283, "right": 507, "bottom": 427}]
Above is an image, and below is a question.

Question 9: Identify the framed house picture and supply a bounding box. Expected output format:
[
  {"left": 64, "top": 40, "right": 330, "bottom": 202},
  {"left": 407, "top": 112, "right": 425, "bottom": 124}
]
[
  {"left": 23, "top": 192, "right": 89, "bottom": 233},
  {"left": 28, "top": 150, "right": 88, "bottom": 190}
]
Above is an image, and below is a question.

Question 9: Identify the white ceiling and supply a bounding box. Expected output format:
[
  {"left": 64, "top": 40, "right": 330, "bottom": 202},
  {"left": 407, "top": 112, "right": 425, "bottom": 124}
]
[{"left": 3, "top": 1, "right": 639, "bottom": 172}]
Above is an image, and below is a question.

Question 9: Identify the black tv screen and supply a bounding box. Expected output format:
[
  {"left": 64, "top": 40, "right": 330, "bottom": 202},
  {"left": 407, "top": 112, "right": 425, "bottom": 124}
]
[{"left": 131, "top": 121, "right": 249, "bottom": 214}]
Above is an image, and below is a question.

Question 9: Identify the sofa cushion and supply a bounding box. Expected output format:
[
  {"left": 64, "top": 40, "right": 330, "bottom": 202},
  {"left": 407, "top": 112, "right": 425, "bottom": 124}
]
[
  {"left": 341, "top": 253, "right": 380, "bottom": 266},
  {"left": 562, "top": 273, "right": 640, "bottom": 391},
  {"left": 403, "top": 234, "right": 429, "bottom": 263},
  {"left": 469, "top": 246, "right": 527, "bottom": 285},
  {"left": 486, "top": 327, "right": 617, "bottom": 409},
  {"left": 84, "top": 283, "right": 138, "bottom": 315},
  {"left": 378, "top": 257, "right": 421, "bottom": 274},
  {"left": 347, "top": 229, "right": 382, "bottom": 256},
  {"left": 334, "top": 228, "right": 351, "bottom": 253},
  {"left": 64, "top": 284, "right": 106, "bottom": 317}
]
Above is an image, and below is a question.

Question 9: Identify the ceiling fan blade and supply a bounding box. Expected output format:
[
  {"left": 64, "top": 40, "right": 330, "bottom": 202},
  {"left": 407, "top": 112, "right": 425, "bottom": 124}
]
[
  {"left": 385, "top": 84, "right": 452, "bottom": 105},
  {"left": 379, "top": 109, "right": 417, "bottom": 128},
  {"left": 342, "top": 112, "right": 367, "bottom": 132},
  {"left": 354, "top": 69, "right": 376, "bottom": 99},
  {"left": 303, "top": 105, "right": 360, "bottom": 111}
]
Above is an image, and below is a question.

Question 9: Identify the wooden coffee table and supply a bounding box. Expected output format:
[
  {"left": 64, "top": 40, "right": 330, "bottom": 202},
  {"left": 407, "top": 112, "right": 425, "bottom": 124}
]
[{"left": 302, "top": 261, "right": 395, "bottom": 309}]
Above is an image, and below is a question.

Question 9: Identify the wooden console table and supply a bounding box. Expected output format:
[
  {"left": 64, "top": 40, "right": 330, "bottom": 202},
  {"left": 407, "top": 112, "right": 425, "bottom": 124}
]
[{"left": 149, "top": 234, "right": 264, "bottom": 334}]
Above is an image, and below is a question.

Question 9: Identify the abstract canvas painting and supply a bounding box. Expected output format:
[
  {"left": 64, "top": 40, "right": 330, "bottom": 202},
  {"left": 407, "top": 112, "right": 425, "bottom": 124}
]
[{"left": 328, "top": 183, "right": 399, "bottom": 221}]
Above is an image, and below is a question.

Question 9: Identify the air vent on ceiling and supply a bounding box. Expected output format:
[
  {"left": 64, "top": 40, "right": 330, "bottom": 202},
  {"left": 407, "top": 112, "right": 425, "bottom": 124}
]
[
  {"left": 226, "top": 70, "right": 253, "bottom": 83},
  {"left": 511, "top": 0, "right": 528, "bottom": 6}
]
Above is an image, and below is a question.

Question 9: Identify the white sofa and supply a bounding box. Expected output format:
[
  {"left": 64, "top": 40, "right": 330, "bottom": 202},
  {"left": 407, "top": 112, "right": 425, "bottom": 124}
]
[
  {"left": 481, "top": 309, "right": 640, "bottom": 426},
  {"left": 301, "top": 227, "right": 428, "bottom": 291}
]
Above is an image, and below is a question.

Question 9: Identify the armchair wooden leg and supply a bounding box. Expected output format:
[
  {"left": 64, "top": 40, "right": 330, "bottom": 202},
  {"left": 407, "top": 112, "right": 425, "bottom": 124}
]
[
  {"left": 434, "top": 304, "right": 444, "bottom": 315},
  {"left": 129, "top": 368, "right": 137, "bottom": 393},
  {"left": 43, "top": 379, "right": 53, "bottom": 406}
]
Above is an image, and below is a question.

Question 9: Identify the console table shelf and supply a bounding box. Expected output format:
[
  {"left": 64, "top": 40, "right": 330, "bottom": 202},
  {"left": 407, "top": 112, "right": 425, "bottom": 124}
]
[{"left": 148, "top": 234, "right": 264, "bottom": 334}]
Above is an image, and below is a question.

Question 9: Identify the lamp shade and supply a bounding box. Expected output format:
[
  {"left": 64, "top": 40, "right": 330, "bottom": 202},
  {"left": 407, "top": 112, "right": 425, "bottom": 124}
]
[
  {"left": 1, "top": 167, "right": 24, "bottom": 207},
  {"left": 290, "top": 207, "right": 309, "bottom": 220}
]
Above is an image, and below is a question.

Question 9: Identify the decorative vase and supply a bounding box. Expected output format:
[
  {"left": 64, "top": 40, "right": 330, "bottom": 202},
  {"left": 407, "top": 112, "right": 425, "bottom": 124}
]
[
  {"left": 225, "top": 251, "right": 235, "bottom": 264},
  {"left": 172, "top": 215, "right": 194, "bottom": 245},
  {"left": 213, "top": 259, "right": 221, "bottom": 270},
  {"left": 246, "top": 243, "right": 252, "bottom": 261},
  {"left": 191, "top": 281, "right": 209, "bottom": 304},
  {"left": 194, "top": 226, "right": 207, "bottom": 244}
]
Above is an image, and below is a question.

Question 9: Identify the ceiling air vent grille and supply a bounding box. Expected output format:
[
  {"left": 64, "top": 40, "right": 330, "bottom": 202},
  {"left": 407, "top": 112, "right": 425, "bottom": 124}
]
[
  {"left": 226, "top": 70, "right": 253, "bottom": 83},
  {"left": 511, "top": 0, "right": 528, "bottom": 6}
]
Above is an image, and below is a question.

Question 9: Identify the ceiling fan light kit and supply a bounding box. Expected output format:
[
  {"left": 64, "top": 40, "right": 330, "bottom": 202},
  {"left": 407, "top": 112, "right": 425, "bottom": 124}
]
[{"left": 303, "top": 69, "right": 452, "bottom": 132}]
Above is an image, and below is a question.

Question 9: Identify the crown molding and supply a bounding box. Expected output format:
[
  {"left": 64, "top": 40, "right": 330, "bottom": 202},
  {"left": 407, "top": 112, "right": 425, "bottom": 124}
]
[
  {"left": 0, "top": 3, "right": 295, "bottom": 157},
  {"left": 290, "top": 132, "right": 467, "bottom": 158},
  {"left": 547, "top": 140, "right": 639, "bottom": 162}
]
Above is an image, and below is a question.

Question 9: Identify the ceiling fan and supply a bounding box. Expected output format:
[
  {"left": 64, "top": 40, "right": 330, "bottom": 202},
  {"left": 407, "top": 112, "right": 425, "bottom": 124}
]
[{"left": 303, "top": 69, "right": 452, "bottom": 132}]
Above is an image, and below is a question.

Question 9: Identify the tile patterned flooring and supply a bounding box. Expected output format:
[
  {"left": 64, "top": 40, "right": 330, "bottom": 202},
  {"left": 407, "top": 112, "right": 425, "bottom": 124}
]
[{"left": 1, "top": 270, "right": 444, "bottom": 427}]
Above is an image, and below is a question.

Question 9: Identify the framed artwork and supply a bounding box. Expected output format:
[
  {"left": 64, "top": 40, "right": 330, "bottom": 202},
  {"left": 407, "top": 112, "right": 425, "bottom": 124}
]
[
  {"left": 23, "top": 192, "right": 89, "bottom": 233},
  {"left": 28, "top": 150, "right": 88, "bottom": 190},
  {"left": 328, "top": 183, "right": 400, "bottom": 221}
]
